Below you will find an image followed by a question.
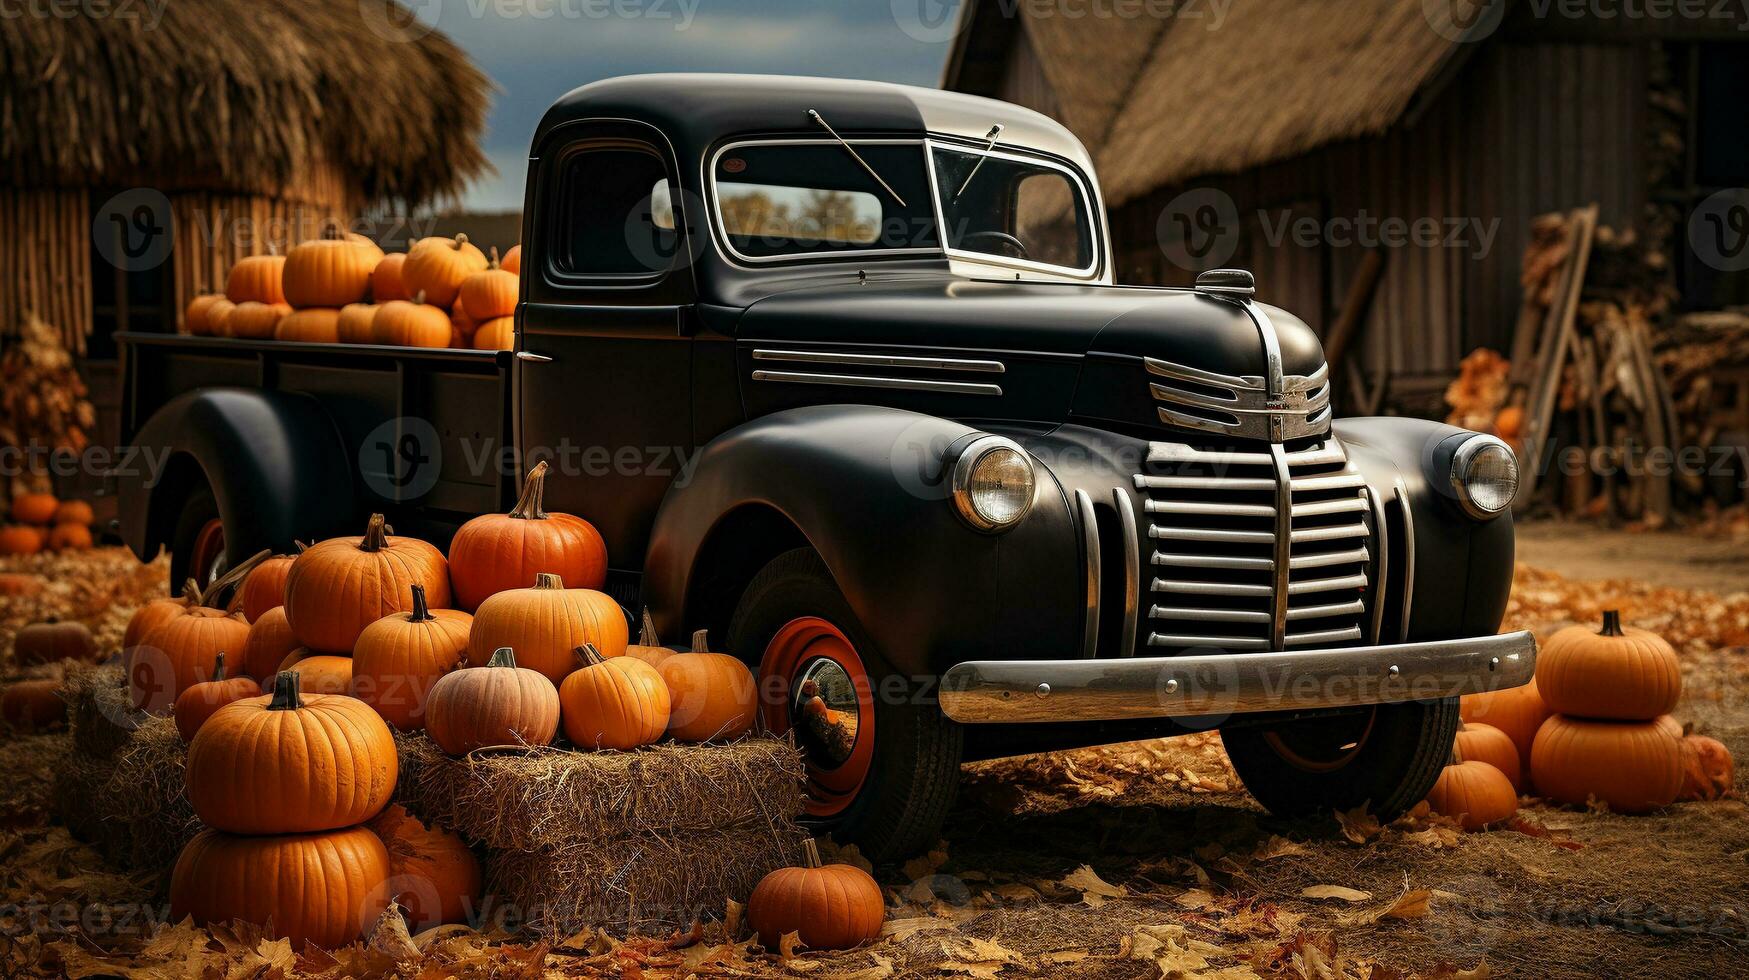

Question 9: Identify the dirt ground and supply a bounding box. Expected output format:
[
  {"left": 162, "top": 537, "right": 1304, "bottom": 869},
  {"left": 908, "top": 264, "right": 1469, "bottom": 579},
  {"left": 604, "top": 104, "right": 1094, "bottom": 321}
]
[{"left": 1, "top": 524, "right": 1746, "bottom": 979}]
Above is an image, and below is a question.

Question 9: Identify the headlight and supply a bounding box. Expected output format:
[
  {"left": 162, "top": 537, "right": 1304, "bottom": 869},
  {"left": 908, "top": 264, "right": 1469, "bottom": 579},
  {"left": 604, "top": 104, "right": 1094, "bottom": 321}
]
[
  {"left": 1450, "top": 435, "right": 1519, "bottom": 519},
  {"left": 951, "top": 435, "right": 1035, "bottom": 532}
]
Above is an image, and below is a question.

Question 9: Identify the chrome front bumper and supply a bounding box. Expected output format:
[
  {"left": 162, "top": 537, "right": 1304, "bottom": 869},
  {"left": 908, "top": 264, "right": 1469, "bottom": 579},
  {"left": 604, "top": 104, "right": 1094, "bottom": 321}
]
[{"left": 937, "top": 631, "right": 1536, "bottom": 724}]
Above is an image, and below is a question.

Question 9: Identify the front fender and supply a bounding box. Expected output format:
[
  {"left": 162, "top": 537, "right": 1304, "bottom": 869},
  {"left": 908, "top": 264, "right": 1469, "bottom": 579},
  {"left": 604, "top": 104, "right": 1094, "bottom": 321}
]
[
  {"left": 643, "top": 405, "right": 1081, "bottom": 675},
  {"left": 1334, "top": 416, "right": 1515, "bottom": 640},
  {"left": 119, "top": 388, "right": 355, "bottom": 565}
]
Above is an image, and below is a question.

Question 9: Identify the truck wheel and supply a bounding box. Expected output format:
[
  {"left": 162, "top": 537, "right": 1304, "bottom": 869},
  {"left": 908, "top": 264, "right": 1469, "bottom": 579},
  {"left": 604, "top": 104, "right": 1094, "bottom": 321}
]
[
  {"left": 1220, "top": 697, "right": 1459, "bottom": 821},
  {"left": 727, "top": 548, "right": 962, "bottom": 862},
  {"left": 169, "top": 486, "right": 228, "bottom": 591}
]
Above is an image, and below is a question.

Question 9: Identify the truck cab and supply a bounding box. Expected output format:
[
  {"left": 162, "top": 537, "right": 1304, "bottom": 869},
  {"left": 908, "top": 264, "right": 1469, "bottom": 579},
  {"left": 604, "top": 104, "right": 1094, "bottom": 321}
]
[{"left": 119, "top": 74, "right": 1534, "bottom": 860}]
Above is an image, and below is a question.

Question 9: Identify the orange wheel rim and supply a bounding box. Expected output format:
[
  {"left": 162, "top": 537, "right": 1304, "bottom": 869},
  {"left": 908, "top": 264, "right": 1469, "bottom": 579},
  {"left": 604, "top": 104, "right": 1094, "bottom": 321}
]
[
  {"left": 759, "top": 616, "right": 875, "bottom": 818},
  {"left": 191, "top": 518, "right": 226, "bottom": 588},
  {"left": 1262, "top": 708, "right": 1379, "bottom": 773}
]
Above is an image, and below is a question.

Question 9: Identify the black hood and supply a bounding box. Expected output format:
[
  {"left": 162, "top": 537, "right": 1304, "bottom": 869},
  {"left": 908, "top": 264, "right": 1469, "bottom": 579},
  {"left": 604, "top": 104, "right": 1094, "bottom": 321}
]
[{"left": 732, "top": 277, "right": 1326, "bottom": 379}]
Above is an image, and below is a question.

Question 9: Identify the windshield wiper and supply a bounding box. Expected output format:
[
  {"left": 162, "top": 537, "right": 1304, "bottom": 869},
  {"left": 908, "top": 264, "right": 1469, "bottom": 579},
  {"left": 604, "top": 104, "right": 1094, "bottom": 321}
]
[
  {"left": 953, "top": 124, "right": 1004, "bottom": 200},
  {"left": 807, "top": 108, "right": 908, "bottom": 208}
]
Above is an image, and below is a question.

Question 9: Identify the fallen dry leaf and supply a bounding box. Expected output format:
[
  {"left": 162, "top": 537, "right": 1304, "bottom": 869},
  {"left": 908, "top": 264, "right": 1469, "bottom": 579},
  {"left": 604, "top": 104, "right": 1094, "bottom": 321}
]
[
  {"left": 1299, "top": 885, "right": 1372, "bottom": 903},
  {"left": 1334, "top": 805, "right": 1382, "bottom": 844},
  {"left": 1336, "top": 889, "right": 1433, "bottom": 927},
  {"left": 1061, "top": 864, "right": 1127, "bottom": 907}
]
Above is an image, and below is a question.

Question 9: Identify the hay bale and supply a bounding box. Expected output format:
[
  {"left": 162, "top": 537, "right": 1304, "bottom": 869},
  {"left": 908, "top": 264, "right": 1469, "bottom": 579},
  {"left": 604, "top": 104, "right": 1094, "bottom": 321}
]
[
  {"left": 486, "top": 827, "right": 803, "bottom": 937},
  {"left": 60, "top": 662, "right": 153, "bottom": 758},
  {"left": 394, "top": 732, "right": 808, "bottom": 937},
  {"left": 52, "top": 663, "right": 196, "bottom": 882},
  {"left": 395, "top": 732, "right": 807, "bottom": 849},
  {"left": 0, "top": 730, "right": 73, "bottom": 818}
]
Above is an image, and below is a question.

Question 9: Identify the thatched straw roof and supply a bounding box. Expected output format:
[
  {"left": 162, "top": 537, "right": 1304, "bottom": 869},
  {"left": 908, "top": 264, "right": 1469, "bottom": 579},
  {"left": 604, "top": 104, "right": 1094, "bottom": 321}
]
[
  {"left": 952, "top": 0, "right": 1464, "bottom": 207},
  {"left": 1, "top": 0, "right": 491, "bottom": 208}
]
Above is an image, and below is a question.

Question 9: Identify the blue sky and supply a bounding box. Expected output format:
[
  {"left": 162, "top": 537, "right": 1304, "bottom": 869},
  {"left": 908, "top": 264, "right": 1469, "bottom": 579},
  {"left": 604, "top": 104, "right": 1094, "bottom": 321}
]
[{"left": 428, "top": 0, "right": 968, "bottom": 211}]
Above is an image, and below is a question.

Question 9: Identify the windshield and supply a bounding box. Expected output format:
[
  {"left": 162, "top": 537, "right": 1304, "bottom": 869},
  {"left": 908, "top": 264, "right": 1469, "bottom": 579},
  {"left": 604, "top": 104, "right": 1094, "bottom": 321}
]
[
  {"left": 707, "top": 140, "right": 1097, "bottom": 275},
  {"left": 711, "top": 142, "right": 939, "bottom": 260},
  {"left": 931, "top": 145, "right": 1095, "bottom": 274}
]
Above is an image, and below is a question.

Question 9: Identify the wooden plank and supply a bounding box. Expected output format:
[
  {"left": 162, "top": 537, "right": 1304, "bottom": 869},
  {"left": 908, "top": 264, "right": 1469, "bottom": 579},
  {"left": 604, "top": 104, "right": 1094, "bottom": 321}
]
[{"left": 1518, "top": 204, "right": 1599, "bottom": 508}]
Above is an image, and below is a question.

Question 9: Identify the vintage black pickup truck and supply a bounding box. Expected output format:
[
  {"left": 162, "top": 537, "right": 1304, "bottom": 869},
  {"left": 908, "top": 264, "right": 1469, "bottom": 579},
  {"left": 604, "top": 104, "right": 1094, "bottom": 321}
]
[{"left": 117, "top": 74, "right": 1535, "bottom": 860}]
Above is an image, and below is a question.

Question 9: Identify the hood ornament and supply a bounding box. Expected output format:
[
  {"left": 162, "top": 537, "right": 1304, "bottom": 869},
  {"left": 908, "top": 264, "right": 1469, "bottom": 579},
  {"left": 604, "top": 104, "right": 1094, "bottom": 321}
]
[{"left": 1194, "top": 268, "right": 1255, "bottom": 298}]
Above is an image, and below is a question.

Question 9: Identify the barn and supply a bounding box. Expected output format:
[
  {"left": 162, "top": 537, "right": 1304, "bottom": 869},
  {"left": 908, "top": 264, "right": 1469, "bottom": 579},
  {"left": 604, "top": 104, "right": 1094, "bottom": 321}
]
[{"left": 944, "top": 0, "right": 1749, "bottom": 416}]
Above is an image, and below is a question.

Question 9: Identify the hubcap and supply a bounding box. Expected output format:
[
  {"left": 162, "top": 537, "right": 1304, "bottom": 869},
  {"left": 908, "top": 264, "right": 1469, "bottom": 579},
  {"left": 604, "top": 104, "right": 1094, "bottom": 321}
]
[
  {"left": 1263, "top": 708, "right": 1379, "bottom": 773},
  {"left": 759, "top": 616, "right": 874, "bottom": 818}
]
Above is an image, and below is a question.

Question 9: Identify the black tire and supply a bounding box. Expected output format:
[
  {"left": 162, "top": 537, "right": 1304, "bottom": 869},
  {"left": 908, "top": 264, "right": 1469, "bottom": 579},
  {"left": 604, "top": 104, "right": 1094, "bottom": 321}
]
[
  {"left": 727, "top": 548, "right": 962, "bottom": 862},
  {"left": 168, "top": 485, "right": 223, "bottom": 591},
  {"left": 1221, "top": 698, "right": 1460, "bottom": 821}
]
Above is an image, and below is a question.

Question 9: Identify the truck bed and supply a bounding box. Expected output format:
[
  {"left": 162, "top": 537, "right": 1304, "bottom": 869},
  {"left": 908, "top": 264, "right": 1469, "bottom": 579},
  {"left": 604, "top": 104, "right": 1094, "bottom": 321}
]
[{"left": 118, "top": 333, "right": 516, "bottom": 543}]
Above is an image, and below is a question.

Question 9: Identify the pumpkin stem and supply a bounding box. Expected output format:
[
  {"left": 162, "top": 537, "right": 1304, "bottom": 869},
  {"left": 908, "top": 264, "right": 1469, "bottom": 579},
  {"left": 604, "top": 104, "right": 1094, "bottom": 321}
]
[
  {"left": 361, "top": 514, "right": 389, "bottom": 553},
  {"left": 210, "top": 652, "right": 227, "bottom": 682},
  {"left": 489, "top": 647, "right": 517, "bottom": 668},
  {"left": 455, "top": 233, "right": 470, "bottom": 250},
  {"left": 294, "top": 540, "right": 310, "bottom": 553},
  {"left": 1600, "top": 610, "right": 1624, "bottom": 637},
  {"left": 801, "top": 838, "right": 822, "bottom": 869},
  {"left": 639, "top": 608, "right": 659, "bottom": 646},
  {"left": 534, "top": 573, "right": 564, "bottom": 590},
  {"left": 413, "top": 290, "right": 428, "bottom": 306},
  {"left": 692, "top": 629, "right": 709, "bottom": 653},
  {"left": 268, "top": 671, "right": 303, "bottom": 711},
  {"left": 409, "top": 584, "right": 433, "bottom": 623},
  {"left": 321, "top": 221, "right": 343, "bottom": 240},
  {"left": 508, "top": 461, "right": 550, "bottom": 520},
  {"left": 181, "top": 578, "right": 203, "bottom": 604},
  {"left": 575, "top": 642, "right": 605, "bottom": 667},
  {"left": 488, "top": 246, "right": 501, "bottom": 270}
]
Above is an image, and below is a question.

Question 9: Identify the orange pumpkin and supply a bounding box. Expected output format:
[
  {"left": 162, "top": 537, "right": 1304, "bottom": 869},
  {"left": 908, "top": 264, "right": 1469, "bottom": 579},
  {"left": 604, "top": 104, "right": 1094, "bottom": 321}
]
[
  {"left": 372, "top": 293, "right": 452, "bottom": 348},
  {"left": 459, "top": 248, "right": 519, "bottom": 321},
  {"left": 240, "top": 545, "right": 303, "bottom": 624},
  {"left": 560, "top": 643, "right": 670, "bottom": 750},
  {"left": 52, "top": 500, "right": 94, "bottom": 526},
  {"left": 1677, "top": 724, "right": 1734, "bottom": 801},
  {"left": 1537, "top": 611, "right": 1680, "bottom": 721},
  {"left": 501, "top": 244, "right": 522, "bottom": 275},
  {"left": 283, "top": 513, "right": 450, "bottom": 653},
  {"left": 1426, "top": 758, "right": 1518, "bottom": 831},
  {"left": 351, "top": 584, "right": 472, "bottom": 731},
  {"left": 2, "top": 679, "right": 67, "bottom": 732},
  {"left": 46, "top": 523, "right": 93, "bottom": 550},
  {"left": 1530, "top": 713, "right": 1682, "bottom": 814},
  {"left": 624, "top": 609, "right": 675, "bottom": 670},
  {"left": 425, "top": 647, "right": 560, "bottom": 753},
  {"left": 0, "top": 525, "right": 43, "bottom": 555},
  {"left": 130, "top": 583, "right": 251, "bottom": 713},
  {"left": 283, "top": 228, "right": 378, "bottom": 308},
  {"left": 277, "top": 651, "right": 355, "bottom": 694},
  {"left": 187, "top": 671, "right": 397, "bottom": 833},
  {"left": 224, "top": 254, "right": 286, "bottom": 305},
  {"left": 185, "top": 293, "right": 228, "bottom": 336},
  {"left": 449, "top": 305, "right": 477, "bottom": 349},
  {"left": 204, "top": 297, "right": 238, "bottom": 336},
  {"left": 1454, "top": 721, "right": 1522, "bottom": 791},
  {"left": 1460, "top": 679, "right": 1550, "bottom": 781},
  {"left": 367, "top": 804, "right": 482, "bottom": 931},
  {"left": 402, "top": 234, "right": 487, "bottom": 308},
  {"left": 472, "top": 316, "right": 515, "bottom": 351},
  {"left": 170, "top": 825, "right": 390, "bottom": 949},
  {"left": 241, "top": 606, "right": 302, "bottom": 681},
  {"left": 273, "top": 307, "right": 342, "bottom": 343},
  {"left": 10, "top": 492, "right": 57, "bottom": 524},
  {"left": 370, "top": 250, "right": 411, "bottom": 303},
  {"left": 173, "top": 653, "right": 262, "bottom": 742},
  {"left": 124, "top": 580, "right": 198, "bottom": 654},
  {"left": 338, "top": 303, "right": 379, "bottom": 344},
  {"left": 466, "top": 573, "right": 627, "bottom": 684},
  {"left": 747, "top": 839, "right": 884, "bottom": 950},
  {"left": 448, "top": 462, "right": 609, "bottom": 610},
  {"left": 659, "top": 630, "right": 758, "bottom": 743},
  {"left": 226, "top": 301, "right": 293, "bottom": 340},
  {"left": 15, "top": 620, "right": 98, "bottom": 665},
  {"left": 0, "top": 573, "right": 42, "bottom": 597}
]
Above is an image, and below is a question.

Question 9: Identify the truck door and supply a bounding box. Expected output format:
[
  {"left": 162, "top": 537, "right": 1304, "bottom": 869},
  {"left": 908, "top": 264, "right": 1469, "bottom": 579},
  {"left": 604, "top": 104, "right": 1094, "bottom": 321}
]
[{"left": 516, "top": 121, "right": 694, "bottom": 579}]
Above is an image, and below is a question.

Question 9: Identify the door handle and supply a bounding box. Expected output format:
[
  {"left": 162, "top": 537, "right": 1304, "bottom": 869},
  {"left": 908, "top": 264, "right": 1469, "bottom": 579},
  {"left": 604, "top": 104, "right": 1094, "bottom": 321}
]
[{"left": 516, "top": 351, "right": 554, "bottom": 363}]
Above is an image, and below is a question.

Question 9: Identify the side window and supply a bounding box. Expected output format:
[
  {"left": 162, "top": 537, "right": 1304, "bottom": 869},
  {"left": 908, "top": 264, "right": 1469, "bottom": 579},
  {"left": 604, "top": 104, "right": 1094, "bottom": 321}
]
[{"left": 551, "top": 144, "right": 676, "bottom": 278}]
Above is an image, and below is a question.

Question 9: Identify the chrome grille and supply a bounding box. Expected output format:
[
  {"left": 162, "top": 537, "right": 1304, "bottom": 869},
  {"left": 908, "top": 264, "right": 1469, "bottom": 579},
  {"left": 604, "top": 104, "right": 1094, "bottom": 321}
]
[
  {"left": 1133, "top": 438, "right": 1371, "bottom": 653},
  {"left": 1146, "top": 356, "right": 1332, "bottom": 441}
]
